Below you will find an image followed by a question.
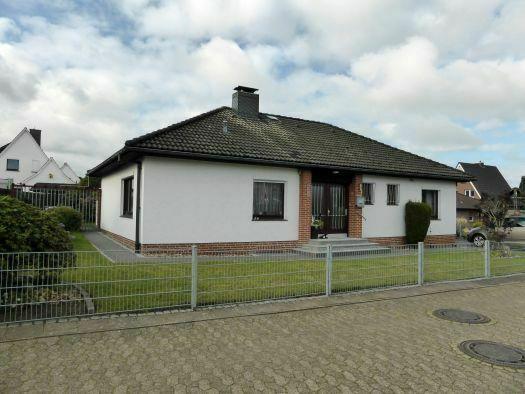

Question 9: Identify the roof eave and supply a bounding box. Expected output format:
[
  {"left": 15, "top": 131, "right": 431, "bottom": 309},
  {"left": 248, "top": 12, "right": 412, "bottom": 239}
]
[{"left": 112, "top": 146, "right": 473, "bottom": 182}]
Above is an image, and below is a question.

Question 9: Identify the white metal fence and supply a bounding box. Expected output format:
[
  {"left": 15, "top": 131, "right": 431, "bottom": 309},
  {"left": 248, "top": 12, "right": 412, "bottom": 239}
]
[
  {"left": 11, "top": 185, "right": 101, "bottom": 229},
  {"left": 1, "top": 241, "right": 525, "bottom": 325}
]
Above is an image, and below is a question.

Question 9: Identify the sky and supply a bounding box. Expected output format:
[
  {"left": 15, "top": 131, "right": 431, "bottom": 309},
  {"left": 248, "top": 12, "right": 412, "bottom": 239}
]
[{"left": 0, "top": 0, "right": 524, "bottom": 185}]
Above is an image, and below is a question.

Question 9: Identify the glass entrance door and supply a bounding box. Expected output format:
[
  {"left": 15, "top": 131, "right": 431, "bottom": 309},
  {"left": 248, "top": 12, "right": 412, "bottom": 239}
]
[{"left": 312, "top": 183, "right": 348, "bottom": 234}]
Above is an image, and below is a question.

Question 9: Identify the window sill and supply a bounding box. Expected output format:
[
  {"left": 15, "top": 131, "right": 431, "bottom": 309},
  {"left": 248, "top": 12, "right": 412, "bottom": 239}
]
[
  {"left": 121, "top": 214, "right": 133, "bottom": 219},
  {"left": 252, "top": 218, "right": 287, "bottom": 222},
  {"left": 6, "top": 169, "right": 19, "bottom": 172}
]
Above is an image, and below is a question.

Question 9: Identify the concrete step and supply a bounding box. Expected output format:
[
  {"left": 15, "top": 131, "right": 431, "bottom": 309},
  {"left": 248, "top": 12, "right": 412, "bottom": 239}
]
[
  {"left": 295, "top": 238, "right": 391, "bottom": 256},
  {"left": 299, "top": 242, "right": 385, "bottom": 253},
  {"left": 308, "top": 238, "right": 372, "bottom": 246},
  {"left": 295, "top": 245, "right": 391, "bottom": 257}
]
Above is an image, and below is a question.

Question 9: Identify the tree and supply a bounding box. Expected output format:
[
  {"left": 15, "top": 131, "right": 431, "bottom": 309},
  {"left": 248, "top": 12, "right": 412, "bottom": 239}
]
[
  {"left": 79, "top": 176, "right": 101, "bottom": 188},
  {"left": 479, "top": 196, "right": 511, "bottom": 242}
]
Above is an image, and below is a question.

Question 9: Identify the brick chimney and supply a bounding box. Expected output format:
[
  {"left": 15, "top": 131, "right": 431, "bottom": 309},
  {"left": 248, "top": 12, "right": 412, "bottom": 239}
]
[
  {"left": 232, "top": 86, "right": 259, "bottom": 118},
  {"left": 29, "top": 129, "right": 41, "bottom": 146}
]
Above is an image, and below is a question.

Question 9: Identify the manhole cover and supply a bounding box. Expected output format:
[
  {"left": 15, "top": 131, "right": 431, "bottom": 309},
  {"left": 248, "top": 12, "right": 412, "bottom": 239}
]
[
  {"left": 432, "top": 309, "right": 490, "bottom": 324},
  {"left": 459, "top": 340, "right": 525, "bottom": 368}
]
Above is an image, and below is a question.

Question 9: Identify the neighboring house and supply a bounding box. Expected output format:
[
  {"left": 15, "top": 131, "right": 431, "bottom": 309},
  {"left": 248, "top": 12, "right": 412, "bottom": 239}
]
[
  {"left": 0, "top": 128, "right": 79, "bottom": 187},
  {"left": 88, "top": 86, "right": 472, "bottom": 252},
  {"left": 61, "top": 163, "right": 80, "bottom": 183},
  {"left": 456, "top": 162, "right": 511, "bottom": 200},
  {"left": 456, "top": 193, "right": 481, "bottom": 222}
]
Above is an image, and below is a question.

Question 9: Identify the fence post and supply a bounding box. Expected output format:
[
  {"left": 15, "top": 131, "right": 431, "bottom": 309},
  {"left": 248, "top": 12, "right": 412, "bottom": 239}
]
[
  {"left": 191, "top": 245, "right": 198, "bottom": 310},
  {"left": 484, "top": 240, "right": 491, "bottom": 278},
  {"left": 325, "top": 245, "right": 332, "bottom": 296},
  {"left": 418, "top": 242, "right": 424, "bottom": 285}
]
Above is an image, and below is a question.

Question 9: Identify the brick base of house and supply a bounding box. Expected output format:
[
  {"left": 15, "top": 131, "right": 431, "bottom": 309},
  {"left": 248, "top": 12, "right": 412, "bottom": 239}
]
[
  {"left": 101, "top": 229, "right": 136, "bottom": 250},
  {"left": 141, "top": 240, "right": 300, "bottom": 255},
  {"left": 369, "top": 234, "right": 457, "bottom": 246},
  {"left": 101, "top": 230, "right": 456, "bottom": 255}
]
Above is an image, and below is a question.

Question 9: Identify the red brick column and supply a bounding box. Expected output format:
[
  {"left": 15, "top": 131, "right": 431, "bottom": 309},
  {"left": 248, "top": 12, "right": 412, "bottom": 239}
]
[
  {"left": 348, "top": 174, "right": 363, "bottom": 238},
  {"left": 298, "top": 170, "right": 312, "bottom": 243}
]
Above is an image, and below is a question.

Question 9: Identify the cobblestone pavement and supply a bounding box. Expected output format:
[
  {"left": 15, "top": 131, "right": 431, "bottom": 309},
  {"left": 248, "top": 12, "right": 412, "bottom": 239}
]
[{"left": 1, "top": 279, "right": 525, "bottom": 392}]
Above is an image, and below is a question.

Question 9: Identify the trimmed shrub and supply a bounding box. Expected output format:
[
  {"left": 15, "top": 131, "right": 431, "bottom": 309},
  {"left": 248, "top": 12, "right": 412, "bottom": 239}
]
[
  {"left": 47, "top": 206, "right": 83, "bottom": 231},
  {"left": 405, "top": 201, "right": 432, "bottom": 244},
  {"left": 0, "top": 196, "right": 73, "bottom": 252},
  {"left": 0, "top": 197, "right": 75, "bottom": 291}
]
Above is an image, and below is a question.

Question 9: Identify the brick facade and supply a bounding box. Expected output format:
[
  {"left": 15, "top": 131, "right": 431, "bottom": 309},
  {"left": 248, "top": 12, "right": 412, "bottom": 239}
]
[
  {"left": 369, "top": 234, "right": 457, "bottom": 245},
  {"left": 457, "top": 181, "right": 479, "bottom": 199},
  {"left": 102, "top": 229, "right": 298, "bottom": 255},
  {"left": 141, "top": 240, "right": 299, "bottom": 255},
  {"left": 298, "top": 169, "right": 312, "bottom": 244},
  {"left": 347, "top": 174, "right": 363, "bottom": 238},
  {"left": 101, "top": 229, "right": 136, "bottom": 250}
]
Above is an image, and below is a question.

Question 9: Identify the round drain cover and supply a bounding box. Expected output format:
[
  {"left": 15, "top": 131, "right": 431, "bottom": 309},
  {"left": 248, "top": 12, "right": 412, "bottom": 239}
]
[
  {"left": 459, "top": 340, "right": 525, "bottom": 368},
  {"left": 432, "top": 309, "right": 490, "bottom": 324}
]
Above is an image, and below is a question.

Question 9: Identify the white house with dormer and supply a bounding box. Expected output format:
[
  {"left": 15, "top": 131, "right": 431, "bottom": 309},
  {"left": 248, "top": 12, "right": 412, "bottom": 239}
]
[{"left": 0, "top": 128, "right": 79, "bottom": 188}]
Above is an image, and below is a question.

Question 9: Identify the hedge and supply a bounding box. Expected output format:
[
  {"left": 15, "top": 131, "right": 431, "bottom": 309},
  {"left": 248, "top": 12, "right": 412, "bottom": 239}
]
[{"left": 405, "top": 201, "right": 431, "bottom": 244}]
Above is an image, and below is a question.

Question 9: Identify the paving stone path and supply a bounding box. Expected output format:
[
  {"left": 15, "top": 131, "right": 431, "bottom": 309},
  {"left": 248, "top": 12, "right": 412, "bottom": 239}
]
[{"left": 1, "top": 279, "right": 525, "bottom": 392}]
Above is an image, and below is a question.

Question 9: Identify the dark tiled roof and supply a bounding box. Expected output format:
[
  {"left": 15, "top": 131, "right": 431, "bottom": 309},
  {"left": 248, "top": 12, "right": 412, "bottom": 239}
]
[
  {"left": 0, "top": 143, "right": 8, "bottom": 154},
  {"left": 456, "top": 193, "right": 480, "bottom": 211},
  {"left": 90, "top": 107, "right": 471, "bottom": 181},
  {"left": 459, "top": 162, "right": 511, "bottom": 198}
]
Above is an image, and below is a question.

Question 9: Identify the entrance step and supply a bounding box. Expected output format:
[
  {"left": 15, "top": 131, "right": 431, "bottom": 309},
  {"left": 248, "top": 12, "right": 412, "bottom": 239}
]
[{"left": 295, "top": 238, "right": 390, "bottom": 256}]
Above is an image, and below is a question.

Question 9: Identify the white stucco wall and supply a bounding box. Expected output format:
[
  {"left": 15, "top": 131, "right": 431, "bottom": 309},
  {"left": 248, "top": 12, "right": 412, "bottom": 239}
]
[
  {"left": 140, "top": 157, "right": 300, "bottom": 244},
  {"left": 0, "top": 130, "right": 48, "bottom": 184},
  {"left": 100, "top": 164, "right": 138, "bottom": 241},
  {"left": 361, "top": 175, "right": 457, "bottom": 238},
  {"left": 24, "top": 158, "right": 76, "bottom": 185}
]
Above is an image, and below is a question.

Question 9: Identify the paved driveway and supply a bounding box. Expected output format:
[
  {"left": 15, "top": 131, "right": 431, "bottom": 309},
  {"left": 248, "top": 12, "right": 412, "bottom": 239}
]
[{"left": 1, "top": 278, "right": 525, "bottom": 392}]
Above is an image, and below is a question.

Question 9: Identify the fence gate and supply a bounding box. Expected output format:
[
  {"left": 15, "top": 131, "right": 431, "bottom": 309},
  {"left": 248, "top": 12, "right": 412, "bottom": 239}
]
[{"left": 11, "top": 184, "right": 101, "bottom": 229}]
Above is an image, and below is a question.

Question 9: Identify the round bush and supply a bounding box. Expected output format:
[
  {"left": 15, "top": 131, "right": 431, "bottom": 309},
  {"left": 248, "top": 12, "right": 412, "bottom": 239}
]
[
  {"left": 0, "top": 197, "right": 76, "bottom": 300},
  {"left": 0, "top": 196, "right": 73, "bottom": 253},
  {"left": 405, "top": 201, "right": 432, "bottom": 244},
  {"left": 47, "top": 206, "right": 83, "bottom": 231}
]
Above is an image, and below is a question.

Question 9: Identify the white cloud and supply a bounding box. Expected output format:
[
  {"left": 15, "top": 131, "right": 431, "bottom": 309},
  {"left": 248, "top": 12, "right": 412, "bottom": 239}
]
[{"left": 0, "top": 1, "right": 524, "bottom": 185}]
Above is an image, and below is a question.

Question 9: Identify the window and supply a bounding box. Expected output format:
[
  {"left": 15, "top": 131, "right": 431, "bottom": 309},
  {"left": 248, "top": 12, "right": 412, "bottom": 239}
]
[
  {"left": 422, "top": 189, "right": 439, "bottom": 219},
  {"left": 387, "top": 184, "right": 399, "bottom": 206},
  {"left": 465, "top": 190, "right": 475, "bottom": 197},
  {"left": 253, "top": 181, "right": 284, "bottom": 220},
  {"left": 122, "top": 177, "right": 134, "bottom": 218},
  {"left": 362, "top": 183, "right": 375, "bottom": 205},
  {"left": 6, "top": 159, "right": 19, "bottom": 171}
]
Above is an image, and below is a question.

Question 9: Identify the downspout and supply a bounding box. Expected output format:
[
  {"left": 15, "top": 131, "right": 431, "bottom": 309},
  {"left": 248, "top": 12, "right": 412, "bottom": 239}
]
[{"left": 135, "top": 161, "right": 142, "bottom": 252}]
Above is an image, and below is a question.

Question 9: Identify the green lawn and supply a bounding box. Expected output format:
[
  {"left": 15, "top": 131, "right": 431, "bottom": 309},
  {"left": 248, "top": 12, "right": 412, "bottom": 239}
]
[{"left": 62, "top": 233, "right": 525, "bottom": 314}]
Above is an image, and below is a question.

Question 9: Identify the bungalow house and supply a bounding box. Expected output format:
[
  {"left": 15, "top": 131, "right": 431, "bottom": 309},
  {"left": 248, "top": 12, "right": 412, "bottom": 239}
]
[
  {"left": 88, "top": 86, "right": 471, "bottom": 253},
  {"left": 0, "top": 128, "right": 79, "bottom": 188}
]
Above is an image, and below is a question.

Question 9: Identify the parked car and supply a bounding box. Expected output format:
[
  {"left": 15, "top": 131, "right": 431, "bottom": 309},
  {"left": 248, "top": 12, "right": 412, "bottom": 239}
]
[{"left": 467, "top": 216, "right": 525, "bottom": 246}]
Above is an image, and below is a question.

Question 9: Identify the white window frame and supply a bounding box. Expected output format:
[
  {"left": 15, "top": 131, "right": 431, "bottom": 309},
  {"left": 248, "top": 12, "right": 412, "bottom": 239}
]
[
  {"left": 252, "top": 179, "right": 287, "bottom": 221},
  {"left": 386, "top": 184, "right": 400, "bottom": 206},
  {"left": 121, "top": 176, "right": 134, "bottom": 218},
  {"left": 362, "top": 183, "right": 375, "bottom": 205},
  {"left": 422, "top": 189, "right": 440, "bottom": 220},
  {"left": 6, "top": 158, "right": 19, "bottom": 171},
  {"left": 464, "top": 190, "right": 475, "bottom": 197}
]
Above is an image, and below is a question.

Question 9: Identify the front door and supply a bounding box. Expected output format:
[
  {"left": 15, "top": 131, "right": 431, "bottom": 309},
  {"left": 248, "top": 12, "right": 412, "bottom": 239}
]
[{"left": 312, "top": 183, "right": 348, "bottom": 235}]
